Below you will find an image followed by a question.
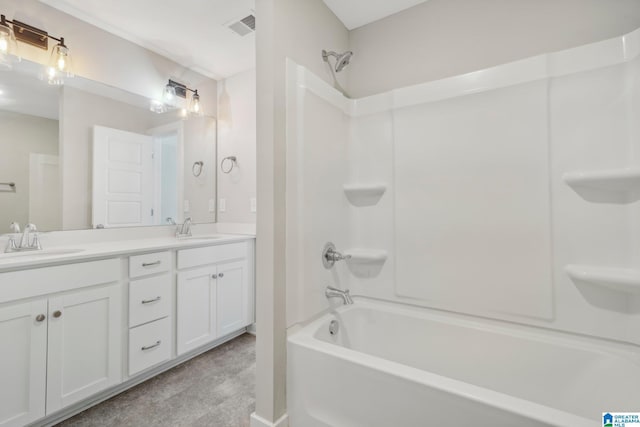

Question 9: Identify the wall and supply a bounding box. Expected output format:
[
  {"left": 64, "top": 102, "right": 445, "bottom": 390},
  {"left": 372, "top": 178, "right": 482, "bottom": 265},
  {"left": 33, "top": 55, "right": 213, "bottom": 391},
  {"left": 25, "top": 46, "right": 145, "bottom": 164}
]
[
  {"left": 348, "top": 0, "right": 640, "bottom": 97},
  {"left": 254, "top": 0, "right": 348, "bottom": 424},
  {"left": 217, "top": 69, "right": 257, "bottom": 224},
  {"left": 0, "top": 111, "right": 59, "bottom": 230},
  {"left": 183, "top": 116, "right": 217, "bottom": 224},
  {"left": 0, "top": 0, "right": 217, "bottom": 114}
]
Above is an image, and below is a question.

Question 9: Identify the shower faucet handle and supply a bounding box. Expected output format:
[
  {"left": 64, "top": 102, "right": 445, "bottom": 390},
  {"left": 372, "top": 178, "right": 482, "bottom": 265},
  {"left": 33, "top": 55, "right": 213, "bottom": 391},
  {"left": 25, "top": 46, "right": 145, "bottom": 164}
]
[{"left": 322, "top": 242, "right": 351, "bottom": 269}]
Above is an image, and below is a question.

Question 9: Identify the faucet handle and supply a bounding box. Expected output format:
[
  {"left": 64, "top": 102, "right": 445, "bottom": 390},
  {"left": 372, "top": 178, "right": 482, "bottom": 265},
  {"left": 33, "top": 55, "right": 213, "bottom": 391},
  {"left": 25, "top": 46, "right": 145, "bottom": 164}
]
[
  {"left": 25, "top": 223, "right": 37, "bottom": 232},
  {"left": 9, "top": 222, "right": 20, "bottom": 233},
  {"left": 31, "top": 233, "right": 42, "bottom": 250}
]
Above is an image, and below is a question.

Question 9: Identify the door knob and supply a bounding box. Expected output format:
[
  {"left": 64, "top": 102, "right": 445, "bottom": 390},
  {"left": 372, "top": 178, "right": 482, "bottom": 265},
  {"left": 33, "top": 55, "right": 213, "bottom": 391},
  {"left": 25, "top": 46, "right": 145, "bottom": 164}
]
[
  {"left": 53, "top": 310, "right": 62, "bottom": 318},
  {"left": 35, "top": 314, "right": 46, "bottom": 322}
]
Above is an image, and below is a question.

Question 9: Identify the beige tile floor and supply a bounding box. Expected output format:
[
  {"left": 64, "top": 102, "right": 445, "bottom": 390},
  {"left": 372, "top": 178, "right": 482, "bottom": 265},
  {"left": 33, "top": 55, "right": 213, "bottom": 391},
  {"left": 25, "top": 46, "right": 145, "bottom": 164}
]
[{"left": 57, "top": 334, "right": 255, "bottom": 427}]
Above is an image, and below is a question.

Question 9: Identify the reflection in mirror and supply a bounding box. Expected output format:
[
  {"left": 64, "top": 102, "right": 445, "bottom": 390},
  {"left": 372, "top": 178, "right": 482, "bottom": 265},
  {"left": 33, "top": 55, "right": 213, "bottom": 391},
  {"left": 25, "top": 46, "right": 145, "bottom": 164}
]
[{"left": 0, "top": 58, "right": 216, "bottom": 232}]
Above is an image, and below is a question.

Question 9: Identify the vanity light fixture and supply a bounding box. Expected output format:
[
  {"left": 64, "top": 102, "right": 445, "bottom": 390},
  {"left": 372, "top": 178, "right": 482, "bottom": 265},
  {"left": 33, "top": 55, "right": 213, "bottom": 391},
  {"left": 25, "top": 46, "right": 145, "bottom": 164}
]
[
  {"left": 163, "top": 79, "right": 203, "bottom": 116},
  {"left": 0, "top": 14, "right": 73, "bottom": 84}
]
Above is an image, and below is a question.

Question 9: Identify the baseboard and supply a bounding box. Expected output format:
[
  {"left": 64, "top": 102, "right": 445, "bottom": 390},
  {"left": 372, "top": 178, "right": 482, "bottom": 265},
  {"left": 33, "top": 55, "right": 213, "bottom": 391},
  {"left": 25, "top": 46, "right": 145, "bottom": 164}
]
[
  {"left": 247, "top": 323, "right": 257, "bottom": 335},
  {"left": 250, "top": 412, "right": 289, "bottom": 427}
]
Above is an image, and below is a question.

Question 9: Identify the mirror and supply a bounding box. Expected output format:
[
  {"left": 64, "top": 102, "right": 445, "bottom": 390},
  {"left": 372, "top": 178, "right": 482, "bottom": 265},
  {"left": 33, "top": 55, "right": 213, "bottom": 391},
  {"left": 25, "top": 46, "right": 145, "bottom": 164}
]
[{"left": 0, "top": 59, "right": 217, "bottom": 232}]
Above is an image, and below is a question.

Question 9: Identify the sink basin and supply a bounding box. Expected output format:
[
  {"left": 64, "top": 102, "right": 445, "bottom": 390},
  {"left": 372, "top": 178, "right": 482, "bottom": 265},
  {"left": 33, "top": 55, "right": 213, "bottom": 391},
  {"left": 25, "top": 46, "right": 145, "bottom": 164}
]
[{"left": 0, "top": 248, "right": 85, "bottom": 259}]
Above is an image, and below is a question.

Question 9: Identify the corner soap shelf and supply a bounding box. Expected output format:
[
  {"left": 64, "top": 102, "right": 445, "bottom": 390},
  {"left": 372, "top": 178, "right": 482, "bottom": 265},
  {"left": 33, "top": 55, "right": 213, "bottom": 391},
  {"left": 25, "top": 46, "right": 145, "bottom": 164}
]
[
  {"left": 565, "top": 264, "right": 640, "bottom": 294},
  {"left": 343, "top": 184, "right": 387, "bottom": 207},
  {"left": 563, "top": 168, "right": 640, "bottom": 193}
]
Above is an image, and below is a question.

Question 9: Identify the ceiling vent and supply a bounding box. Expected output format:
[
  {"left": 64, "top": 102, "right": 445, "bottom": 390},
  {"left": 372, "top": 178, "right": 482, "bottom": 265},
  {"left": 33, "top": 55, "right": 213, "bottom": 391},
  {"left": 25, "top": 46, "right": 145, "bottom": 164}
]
[{"left": 228, "top": 14, "right": 255, "bottom": 36}]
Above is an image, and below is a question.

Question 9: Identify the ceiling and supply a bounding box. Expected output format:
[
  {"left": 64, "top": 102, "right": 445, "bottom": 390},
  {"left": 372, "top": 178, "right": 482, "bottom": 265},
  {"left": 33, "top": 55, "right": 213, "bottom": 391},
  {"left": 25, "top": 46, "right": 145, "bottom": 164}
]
[
  {"left": 39, "top": 0, "right": 256, "bottom": 80},
  {"left": 322, "top": 0, "right": 429, "bottom": 30}
]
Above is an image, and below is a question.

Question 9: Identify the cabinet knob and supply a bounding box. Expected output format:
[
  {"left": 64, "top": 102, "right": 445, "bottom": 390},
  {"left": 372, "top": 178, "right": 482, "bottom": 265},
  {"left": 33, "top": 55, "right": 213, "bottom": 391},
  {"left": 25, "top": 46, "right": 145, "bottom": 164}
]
[
  {"left": 212, "top": 274, "right": 218, "bottom": 279},
  {"left": 35, "top": 314, "right": 46, "bottom": 322},
  {"left": 218, "top": 273, "right": 224, "bottom": 278},
  {"left": 53, "top": 310, "right": 62, "bottom": 318}
]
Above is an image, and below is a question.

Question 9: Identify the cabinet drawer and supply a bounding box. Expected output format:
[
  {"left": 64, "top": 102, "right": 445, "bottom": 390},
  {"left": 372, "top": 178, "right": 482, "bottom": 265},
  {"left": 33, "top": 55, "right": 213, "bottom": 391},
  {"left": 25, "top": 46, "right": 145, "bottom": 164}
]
[
  {"left": 129, "top": 317, "right": 171, "bottom": 376},
  {"left": 129, "top": 274, "right": 171, "bottom": 327},
  {"left": 129, "top": 251, "right": 171, "bottom": 278},
  {"left": 177, "top": 242, "right": 247, "bottom": 270}
]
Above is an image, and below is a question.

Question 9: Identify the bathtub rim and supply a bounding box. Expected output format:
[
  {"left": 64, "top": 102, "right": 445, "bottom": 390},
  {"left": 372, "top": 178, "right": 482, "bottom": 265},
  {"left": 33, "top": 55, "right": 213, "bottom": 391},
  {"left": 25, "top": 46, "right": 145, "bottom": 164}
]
[{"left": 288, "top": 298, "right": 639, "bottom": 427}]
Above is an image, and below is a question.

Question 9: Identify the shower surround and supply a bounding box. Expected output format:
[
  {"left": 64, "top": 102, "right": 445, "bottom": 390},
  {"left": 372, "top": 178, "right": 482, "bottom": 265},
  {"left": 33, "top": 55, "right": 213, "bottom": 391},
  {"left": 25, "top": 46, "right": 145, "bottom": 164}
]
[{"left": 286, "top": 27, "right": 640, "bottom": 425}]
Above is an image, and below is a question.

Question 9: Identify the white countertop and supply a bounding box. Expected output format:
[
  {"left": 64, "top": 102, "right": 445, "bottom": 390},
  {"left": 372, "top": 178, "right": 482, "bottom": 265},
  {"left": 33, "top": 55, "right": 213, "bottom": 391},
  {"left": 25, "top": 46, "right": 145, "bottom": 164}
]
[{"left": 0, "top": 233, "right": 255, "bottom": 273}]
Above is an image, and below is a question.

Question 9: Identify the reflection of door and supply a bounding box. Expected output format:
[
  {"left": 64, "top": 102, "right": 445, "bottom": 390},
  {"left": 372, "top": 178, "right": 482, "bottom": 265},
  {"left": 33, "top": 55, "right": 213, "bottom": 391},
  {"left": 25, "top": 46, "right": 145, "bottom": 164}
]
[
  {"left": 29, "top": 154, "right": 61, "bottom": 230},
  {"left": 92, "top": 126, "right": 154, "bottom": 228}
]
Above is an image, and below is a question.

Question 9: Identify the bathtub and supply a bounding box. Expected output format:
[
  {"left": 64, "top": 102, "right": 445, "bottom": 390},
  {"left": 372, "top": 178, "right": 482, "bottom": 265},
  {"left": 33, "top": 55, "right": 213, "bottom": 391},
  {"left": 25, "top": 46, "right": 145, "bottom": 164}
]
[{"left": 287, "top": 299, "right": 640, "bottom": 427}]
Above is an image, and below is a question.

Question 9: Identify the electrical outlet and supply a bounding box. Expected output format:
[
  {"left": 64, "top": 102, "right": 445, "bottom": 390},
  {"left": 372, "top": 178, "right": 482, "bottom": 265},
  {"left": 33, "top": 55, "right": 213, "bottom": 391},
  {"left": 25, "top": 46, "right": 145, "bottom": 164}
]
[
  {"left": 250, "top": 198, "right": 257, "bottom": 213},
  {"left": 219, "top": 198, "right": 226, "bottom": 212}
]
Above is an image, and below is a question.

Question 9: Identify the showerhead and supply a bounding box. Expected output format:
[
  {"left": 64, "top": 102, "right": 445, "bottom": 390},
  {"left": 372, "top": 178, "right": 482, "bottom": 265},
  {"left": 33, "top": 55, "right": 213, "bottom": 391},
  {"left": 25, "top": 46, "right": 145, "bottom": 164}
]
[{"left": 322, "top": 49, "right": 353, "bottom": 72}]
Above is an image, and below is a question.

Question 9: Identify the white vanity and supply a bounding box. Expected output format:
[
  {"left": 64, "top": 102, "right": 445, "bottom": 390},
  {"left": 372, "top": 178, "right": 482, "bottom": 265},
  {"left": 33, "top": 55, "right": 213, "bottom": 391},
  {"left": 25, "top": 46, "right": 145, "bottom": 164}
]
[{"left": 0, "top": 235, "right": 255, "bottom": 427}]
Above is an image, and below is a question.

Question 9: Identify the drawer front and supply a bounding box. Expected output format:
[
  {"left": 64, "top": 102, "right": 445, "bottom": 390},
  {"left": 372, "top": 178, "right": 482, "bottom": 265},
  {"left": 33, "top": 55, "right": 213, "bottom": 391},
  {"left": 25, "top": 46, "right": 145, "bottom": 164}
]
[
  {"left": 129, "top": 251, "right": 171, "bottom": 278},
  {"left": 177, "top": 242, "right": 248, "bottom": 270},
  {"left": 129, "top": 317, "right": 171, "bottom": 376},
  {"left": 129, "top": 274, "right": 171, "bottom": 327}
]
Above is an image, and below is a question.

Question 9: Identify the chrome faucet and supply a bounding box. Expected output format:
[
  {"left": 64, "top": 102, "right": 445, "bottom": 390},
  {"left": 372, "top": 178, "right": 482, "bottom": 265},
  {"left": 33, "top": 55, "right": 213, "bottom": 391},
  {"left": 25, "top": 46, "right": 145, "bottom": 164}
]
[
  {"left": 322, "top": 242, "right": 352, "bottom": 269},
  {"left": 176, "top": 217, "right": 193, "bottom": 238},
  {"left": 325, "top": 286, "right": 354, "bottom": 305},
  {"left": 5, "top": 222, "right": 42, "bottom": 253}
]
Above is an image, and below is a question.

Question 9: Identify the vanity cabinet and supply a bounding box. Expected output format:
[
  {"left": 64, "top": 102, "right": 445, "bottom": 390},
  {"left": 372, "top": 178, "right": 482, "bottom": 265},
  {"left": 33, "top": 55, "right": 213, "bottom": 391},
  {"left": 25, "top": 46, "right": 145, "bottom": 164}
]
[
  {"left": 0, "top": 259, "right": 122, "bottom": 426},
  {"left": 0, "top": 300, "right": 47, "bottom": 427},
  {"left": 176, "top": 242, "right": 253, "bottom": 355}
]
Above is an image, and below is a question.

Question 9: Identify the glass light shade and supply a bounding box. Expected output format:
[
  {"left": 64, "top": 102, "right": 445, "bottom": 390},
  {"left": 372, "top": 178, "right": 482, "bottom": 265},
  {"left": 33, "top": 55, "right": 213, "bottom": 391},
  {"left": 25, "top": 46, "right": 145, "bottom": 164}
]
[
  {"left": 46, "top": 42, "right": 73, "bottom": 85},
  {"left": 0, "top": 22, "right": 19, "bottom": 70},
  {"left": 189, "top": 91, "right": 203, "bottom": 116},
  {"left": 163, "top": 83, "right": 177, "bottom": 107},
  {"left": 149, "top": 99, "right": 167, "bottom": 114}
]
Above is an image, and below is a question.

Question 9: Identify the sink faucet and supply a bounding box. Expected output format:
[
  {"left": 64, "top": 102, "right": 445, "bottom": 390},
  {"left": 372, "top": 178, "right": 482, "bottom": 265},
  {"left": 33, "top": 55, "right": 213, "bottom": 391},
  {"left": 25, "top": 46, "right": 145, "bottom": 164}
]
[
  {"left": 5, "top": 222, "right": 42, "bottom": 253},
  {"left": 176, "top": 217, "right": 193, "bottom": 238},
  {"left": 325, "top": 286, "right": 354, "bottom": 305}
]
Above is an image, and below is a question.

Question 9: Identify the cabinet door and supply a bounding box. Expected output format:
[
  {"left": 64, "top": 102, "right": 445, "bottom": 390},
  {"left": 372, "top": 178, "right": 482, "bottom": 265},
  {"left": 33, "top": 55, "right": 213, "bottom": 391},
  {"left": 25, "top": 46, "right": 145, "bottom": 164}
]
[
  {"left": 217, "top": 260, "right": 249, "bottom": 337},
  {"left": 177, "top": 267, "right": 217, "bottom": 355},
  {"left": 0, "top": 300, "right": 47, "bottom": 427},
  {"left": 46, "top": 285, "right": 122, "bottom": 413}
]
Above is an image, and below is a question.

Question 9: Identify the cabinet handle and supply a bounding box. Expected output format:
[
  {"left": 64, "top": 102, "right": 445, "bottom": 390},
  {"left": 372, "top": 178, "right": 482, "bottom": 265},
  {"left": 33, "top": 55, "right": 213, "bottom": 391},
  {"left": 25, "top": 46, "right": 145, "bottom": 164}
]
[
  {"left": 142, "top": 261, "right": 161, "bottom": 267},
  {"left": 141, "top": 296, "right": 161, "bottom": 304},
  {"left": 141, "top": 340, "right": 161, "bottom": 351},
  {"left": 35, "top": 314, "right": 46, "bottom": 322},
  {"left": 53, "top": 310, "right": 62, "bottom": 318},
  {"left": 218, "top": 273, "right": 224, "bottom": 278},
  {"left": 212, "top": 274, "right": 218, "bottom": 279}
]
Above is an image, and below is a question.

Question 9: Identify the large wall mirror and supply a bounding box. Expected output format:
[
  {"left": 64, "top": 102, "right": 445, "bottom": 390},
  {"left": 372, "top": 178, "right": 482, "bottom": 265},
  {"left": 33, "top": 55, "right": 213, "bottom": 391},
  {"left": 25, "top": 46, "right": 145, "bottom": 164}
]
[{"left": 0, "top": 59, "right": 217, "bottom": 232}]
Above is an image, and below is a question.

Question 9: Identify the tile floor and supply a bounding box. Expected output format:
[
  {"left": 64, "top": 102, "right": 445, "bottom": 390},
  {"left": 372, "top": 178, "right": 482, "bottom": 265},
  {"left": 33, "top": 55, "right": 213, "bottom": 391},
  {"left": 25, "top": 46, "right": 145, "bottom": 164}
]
[{"left": 57, "top": 333, "right": 255, "bottom": 427}]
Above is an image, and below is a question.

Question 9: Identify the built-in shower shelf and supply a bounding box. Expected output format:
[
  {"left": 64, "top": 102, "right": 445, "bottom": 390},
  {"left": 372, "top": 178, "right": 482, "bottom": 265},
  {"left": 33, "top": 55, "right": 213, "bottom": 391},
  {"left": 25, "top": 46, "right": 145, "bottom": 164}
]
[
  {"left": 565, "top": 264, "right": 640, "bottom": 294},
  {"left": 343, "top": 184, "right": 387, "bottom": 207},
  {"left": 563, "top": 168, "right": 640, "bottom": 193},
  {"left": 345, "top": 249, "right": 388, "bottom": 265}
]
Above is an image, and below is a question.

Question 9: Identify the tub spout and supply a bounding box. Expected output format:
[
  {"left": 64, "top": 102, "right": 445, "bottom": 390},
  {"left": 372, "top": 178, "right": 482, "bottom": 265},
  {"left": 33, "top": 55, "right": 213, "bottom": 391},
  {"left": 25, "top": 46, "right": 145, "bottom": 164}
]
[{"left": 325, "top": 286, "right": 354, "bottom": 305}]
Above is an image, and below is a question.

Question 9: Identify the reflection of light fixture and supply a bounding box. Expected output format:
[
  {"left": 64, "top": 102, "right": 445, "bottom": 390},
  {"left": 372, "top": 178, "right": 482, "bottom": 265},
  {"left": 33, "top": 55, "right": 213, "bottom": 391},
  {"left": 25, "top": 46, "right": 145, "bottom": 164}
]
[
  {"left": 0, "top": 13, "right": 73, "bottom": 83},
  {"left": 0, "top": 15, "right": 19, "bottom": 70},
  {"left": 149, "top": 99, "right": 166, "bottom": 114},
  {"left": 163, "top": 79, "right": 203, "bottom": 117}
]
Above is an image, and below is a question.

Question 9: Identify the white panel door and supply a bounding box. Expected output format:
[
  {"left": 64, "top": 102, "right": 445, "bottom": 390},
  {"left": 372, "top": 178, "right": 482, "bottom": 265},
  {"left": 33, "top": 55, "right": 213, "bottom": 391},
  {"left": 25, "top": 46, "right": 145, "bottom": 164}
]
[
  {"left": 0, "top": 300, "right": 47, "bottom": 427},
  {"left": 92, "top": 126, "right": 154, "bottom": 228},
  {"left": 46, "top": 285, "right": 122, "bottom": 413},
  {"left": 177, "top": 267, "right": 217, "bottom": 355},
  {"left": 29, "top": 154, "right": 61, "bottom": 230},
  {"left": 217, "top": 261, "right": 249, "bottom": 337}
]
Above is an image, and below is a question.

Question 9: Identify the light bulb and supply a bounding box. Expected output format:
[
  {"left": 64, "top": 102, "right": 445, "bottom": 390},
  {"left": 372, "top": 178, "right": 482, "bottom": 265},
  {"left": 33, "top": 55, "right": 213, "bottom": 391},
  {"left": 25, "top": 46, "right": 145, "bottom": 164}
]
[
  {"left": 0, "top": 36, "right": 7, "bottom": 53},
  {"left": 57, "top": 55, "right": 66, "bottom": 71}
]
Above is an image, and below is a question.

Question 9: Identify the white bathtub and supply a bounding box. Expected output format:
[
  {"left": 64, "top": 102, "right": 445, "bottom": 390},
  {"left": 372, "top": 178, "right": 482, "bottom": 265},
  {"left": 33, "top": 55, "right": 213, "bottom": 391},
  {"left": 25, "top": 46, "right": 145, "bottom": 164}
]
[{"left": 287, "top": 299, "right": 640, "bottom": 427}]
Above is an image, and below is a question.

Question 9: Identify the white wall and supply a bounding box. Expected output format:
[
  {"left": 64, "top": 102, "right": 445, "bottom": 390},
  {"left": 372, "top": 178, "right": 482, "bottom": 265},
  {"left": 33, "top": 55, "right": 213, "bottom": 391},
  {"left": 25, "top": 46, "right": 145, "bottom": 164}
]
[
  {"left": 254, "top": 0, "right": 348, "bottom": 424},
  {"left": 183, "top": 116, "right": 217, "bottom": 224},
  {"left": 0, "top": 111, "right": 58, "bottom": 231},
  {"left": 217, "top": 69, "right": 257, "bottom": 224},
  {"left": 348, "top": 0, "right": 640, "bottom": 97}
]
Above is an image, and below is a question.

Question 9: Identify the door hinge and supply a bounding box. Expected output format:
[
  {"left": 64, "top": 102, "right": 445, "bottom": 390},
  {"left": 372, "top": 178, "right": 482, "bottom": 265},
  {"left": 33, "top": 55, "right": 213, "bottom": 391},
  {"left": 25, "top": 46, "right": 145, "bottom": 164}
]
[{"left": 151, "top": 209, "right": 154, "bottom": 216}]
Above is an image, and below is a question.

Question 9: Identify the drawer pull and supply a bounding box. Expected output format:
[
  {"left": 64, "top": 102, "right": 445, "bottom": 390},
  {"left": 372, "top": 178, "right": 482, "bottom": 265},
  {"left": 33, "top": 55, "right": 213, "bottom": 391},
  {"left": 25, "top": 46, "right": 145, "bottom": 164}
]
[
  {"left": 142, "top": 261, "right": 162, "bottom": 267},
  {"left": 211, "top": 274, "right": 218, "bottom": 279},
  {"left": 218, "top": 273, "right": 224, "bottom": 278},
  {"left": 141, "top": 340, "right": 161, "bottom": 351},
  {"left": 53, "top": 310, "right": 62, "bottom": 318},
  {"left": 141, "top": 296, "right": 162, "bottom": 304},
  {"left": 35, "top": 314, "right": 46, "bottom": 322}
]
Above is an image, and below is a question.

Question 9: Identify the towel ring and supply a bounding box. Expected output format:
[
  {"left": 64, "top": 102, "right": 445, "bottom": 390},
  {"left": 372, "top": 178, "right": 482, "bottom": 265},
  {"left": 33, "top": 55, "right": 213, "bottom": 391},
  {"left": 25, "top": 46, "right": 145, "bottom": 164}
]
[
  {"left": 221, "top": 156, "right": 237, "bottom": 174},
  {"left": 192, "top": 161, "right": 204, "bottom": 177}
]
